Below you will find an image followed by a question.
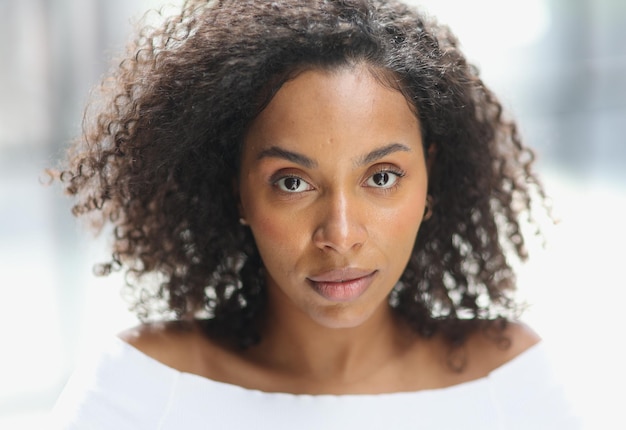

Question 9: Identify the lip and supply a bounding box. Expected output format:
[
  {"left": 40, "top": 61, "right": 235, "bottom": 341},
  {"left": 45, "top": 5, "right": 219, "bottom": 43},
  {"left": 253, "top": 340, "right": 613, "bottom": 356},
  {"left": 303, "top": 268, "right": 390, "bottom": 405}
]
[{"left": 306, "top": 268, "right": 377, "bottom": 302}]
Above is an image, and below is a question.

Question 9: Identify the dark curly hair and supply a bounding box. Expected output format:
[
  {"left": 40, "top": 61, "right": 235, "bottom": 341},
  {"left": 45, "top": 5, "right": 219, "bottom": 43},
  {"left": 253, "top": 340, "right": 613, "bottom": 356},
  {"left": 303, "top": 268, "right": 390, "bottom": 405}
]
[{"left": 55, "top": 0, "right": 546, "bottom": 352}]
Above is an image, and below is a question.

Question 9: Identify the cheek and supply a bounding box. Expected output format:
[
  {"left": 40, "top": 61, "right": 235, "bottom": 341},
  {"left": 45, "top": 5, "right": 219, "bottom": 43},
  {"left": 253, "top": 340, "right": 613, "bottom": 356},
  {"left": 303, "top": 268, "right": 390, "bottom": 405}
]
[
  {"left": 247, "top": 206, "right": 309, "bottom": 268},
  {"left": 374, "top": 193, "right": 426, "bottom": 255},
  {"left": 252, "top": 215, "right": 289, "bottom": 249},
  {"left": 404, "top": 196, "right": 426, "bottom": 231}
]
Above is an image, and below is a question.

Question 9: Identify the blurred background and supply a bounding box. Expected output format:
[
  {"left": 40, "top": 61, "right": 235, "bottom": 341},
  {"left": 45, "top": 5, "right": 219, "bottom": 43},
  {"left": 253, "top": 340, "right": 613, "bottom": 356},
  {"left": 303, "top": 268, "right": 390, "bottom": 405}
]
[{"left": 1, "top": 0, "right": 624, "bottom": 428}]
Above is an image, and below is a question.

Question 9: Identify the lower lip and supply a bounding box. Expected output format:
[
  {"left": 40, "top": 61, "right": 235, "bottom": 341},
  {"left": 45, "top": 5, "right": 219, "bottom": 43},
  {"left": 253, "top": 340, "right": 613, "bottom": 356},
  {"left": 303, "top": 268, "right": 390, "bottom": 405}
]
[{"left": 307, "top": 272, "right": 377, "bottom": 302}]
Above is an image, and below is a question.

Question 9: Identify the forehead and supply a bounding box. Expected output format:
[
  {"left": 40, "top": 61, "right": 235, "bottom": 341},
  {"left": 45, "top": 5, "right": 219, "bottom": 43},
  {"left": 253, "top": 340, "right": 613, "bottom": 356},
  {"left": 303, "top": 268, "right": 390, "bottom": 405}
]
[{"left": 243, "top": 65, "right": 422, "bottom": 156}]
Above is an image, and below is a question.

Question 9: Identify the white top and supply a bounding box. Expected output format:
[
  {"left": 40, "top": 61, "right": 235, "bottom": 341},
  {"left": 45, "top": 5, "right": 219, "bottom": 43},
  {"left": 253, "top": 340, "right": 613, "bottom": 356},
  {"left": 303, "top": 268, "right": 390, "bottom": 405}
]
[{"left": 52, "top": 337, "right": 581, "bottom": 429}]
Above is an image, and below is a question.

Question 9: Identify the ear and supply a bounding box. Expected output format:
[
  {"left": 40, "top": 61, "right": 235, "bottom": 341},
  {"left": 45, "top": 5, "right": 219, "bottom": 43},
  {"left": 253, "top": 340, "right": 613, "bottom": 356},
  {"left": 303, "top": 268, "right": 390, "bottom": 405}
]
[{"left": 426, "top": 143, "right": 437, "bottom": 174}]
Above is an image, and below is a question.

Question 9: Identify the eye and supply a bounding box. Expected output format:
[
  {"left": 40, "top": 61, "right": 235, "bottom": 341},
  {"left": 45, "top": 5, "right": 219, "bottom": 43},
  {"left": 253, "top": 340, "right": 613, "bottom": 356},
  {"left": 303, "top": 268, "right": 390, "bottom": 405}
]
[
  {"left": 274, "top": 176, "right": 313, "bottom": 193},
  {"left": 365, "top": 170, "right": 403, "bottom": 189}
]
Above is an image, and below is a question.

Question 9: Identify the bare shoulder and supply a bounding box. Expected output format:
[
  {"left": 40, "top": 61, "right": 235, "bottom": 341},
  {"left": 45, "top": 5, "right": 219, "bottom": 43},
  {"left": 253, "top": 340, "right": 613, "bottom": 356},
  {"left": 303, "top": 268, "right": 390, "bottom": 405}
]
[
  {"left": 118, "top": 320, "right": 217, "bottom": 373},
  {"left": 466, "top": 320, "right": 542, "bottom": 375},
  {"left": 500, "top": 320, "right": 542, "bottom": 357}
]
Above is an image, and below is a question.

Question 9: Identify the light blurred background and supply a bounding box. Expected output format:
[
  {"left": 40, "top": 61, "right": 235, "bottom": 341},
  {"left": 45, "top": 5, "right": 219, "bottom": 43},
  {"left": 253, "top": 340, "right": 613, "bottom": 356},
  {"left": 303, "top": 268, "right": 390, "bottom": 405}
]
[{"left": 1, "top": 0, "right": 624, "bottom": 428}]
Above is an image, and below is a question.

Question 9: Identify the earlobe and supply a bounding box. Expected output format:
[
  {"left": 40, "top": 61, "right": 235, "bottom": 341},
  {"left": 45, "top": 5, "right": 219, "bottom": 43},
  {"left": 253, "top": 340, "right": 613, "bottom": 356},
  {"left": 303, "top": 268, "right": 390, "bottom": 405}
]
[{"left": 423, "top": 195, "right": 434, "bottom": 221}]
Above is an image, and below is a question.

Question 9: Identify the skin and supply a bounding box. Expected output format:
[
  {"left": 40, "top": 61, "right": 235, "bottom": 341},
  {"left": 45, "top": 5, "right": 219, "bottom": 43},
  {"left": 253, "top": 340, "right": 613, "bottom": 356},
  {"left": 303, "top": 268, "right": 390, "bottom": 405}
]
[
  {"left": 121, "top": 64, "right": 540, "bottom": 395},
  {"left": 238, "top": 65, "right": 428, "bottom": 331}
]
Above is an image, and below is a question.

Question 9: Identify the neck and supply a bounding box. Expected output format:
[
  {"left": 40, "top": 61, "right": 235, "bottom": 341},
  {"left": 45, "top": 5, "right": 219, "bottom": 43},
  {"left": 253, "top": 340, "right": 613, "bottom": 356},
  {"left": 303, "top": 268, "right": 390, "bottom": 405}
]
[{"left": 249, "top": 297, "right": 413, "bottom": 389}]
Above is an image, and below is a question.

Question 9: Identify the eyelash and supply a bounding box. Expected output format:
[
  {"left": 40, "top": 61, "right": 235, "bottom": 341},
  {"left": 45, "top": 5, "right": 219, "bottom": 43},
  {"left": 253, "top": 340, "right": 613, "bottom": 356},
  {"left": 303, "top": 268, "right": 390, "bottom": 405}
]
[
  {"left": 366, "top": 167, "right": 406, "bottom": 192},
  {"left": 270, "top": 171, "right": 314, "bottom": 195},
  {"left": 269, "top": 166, "right": 406, "bottom": 195}
]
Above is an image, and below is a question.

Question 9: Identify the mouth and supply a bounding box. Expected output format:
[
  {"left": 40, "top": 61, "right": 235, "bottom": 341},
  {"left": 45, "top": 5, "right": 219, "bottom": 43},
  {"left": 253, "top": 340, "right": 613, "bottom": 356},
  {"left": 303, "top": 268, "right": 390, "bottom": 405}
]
[{"left": 306, "top": 268, "right": 377, "bottom": 302}]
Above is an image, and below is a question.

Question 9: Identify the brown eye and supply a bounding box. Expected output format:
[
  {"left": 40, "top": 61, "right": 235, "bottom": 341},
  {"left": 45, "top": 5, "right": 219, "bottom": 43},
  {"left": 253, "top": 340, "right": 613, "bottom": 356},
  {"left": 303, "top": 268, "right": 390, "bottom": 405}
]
[
  {"left": 274, "top": 176, "right": 312, "bottom": 193},
  {"left": 366, "top": 171, "right": 401, "bottom": 189},
  {"left": 373, "top": 172, "right": 390, "bottom": 186}
]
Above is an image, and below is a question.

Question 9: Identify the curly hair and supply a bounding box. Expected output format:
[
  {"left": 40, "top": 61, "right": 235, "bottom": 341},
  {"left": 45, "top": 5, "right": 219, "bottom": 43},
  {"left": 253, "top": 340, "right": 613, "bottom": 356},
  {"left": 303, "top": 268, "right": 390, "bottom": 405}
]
[{"left": 55, "top": 0, "right": 546, "bottom": 352}]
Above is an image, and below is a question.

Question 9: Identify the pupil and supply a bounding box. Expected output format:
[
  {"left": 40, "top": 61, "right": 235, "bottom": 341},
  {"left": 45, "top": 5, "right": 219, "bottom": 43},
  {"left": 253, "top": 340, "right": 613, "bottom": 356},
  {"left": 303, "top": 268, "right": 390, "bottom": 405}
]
[
  {"left": 374, "top": 172, "right": 388, "bottom": 186},
  {"left": 285, "top": 177, "right": 300, "bottom": 190}
]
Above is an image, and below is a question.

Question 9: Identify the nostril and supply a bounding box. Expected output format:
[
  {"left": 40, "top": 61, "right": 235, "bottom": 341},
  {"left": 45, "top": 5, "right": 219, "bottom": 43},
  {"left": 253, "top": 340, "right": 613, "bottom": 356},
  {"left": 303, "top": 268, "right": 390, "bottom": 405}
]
[{"left": 312, "top": 221, "right": 366, "bottom": 254}]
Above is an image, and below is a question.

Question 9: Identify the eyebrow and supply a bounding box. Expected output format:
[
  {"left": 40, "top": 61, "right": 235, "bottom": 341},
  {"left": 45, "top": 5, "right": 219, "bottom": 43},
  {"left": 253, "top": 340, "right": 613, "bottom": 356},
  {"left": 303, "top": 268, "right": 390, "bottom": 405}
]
[
  {"left": 256, "top": 142, "right": 412, "bottom": 168},
  {"left": 256, "top": 146, "right": 317, "bottom": 168},
  {"left": 356, "top": 143, "right": 412, "bottom": 166}
]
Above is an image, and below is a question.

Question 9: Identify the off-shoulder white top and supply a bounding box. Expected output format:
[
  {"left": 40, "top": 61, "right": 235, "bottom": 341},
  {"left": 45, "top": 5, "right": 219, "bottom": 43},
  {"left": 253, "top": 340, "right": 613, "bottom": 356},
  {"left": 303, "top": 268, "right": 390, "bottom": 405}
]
[{"left": 52, "top": 337, "right": 581, "bottom": 429}]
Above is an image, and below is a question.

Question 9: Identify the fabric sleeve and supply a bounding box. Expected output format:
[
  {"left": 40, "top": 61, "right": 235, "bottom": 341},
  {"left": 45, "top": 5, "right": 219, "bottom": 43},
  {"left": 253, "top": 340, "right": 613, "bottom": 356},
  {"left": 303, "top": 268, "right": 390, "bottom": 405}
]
[
  {"left": 487, "top": 343, "right": 583, "bottom": 430},
  {"left": 50, "top": 337, "right": 179, "bottom": 430}
]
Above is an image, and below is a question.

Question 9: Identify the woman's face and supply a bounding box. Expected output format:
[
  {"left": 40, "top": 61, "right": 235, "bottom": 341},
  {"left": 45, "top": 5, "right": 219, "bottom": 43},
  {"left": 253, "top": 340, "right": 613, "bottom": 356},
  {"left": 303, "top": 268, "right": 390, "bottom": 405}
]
[{"left": 238, "top": 65, "right": 428, "bottom": 329}]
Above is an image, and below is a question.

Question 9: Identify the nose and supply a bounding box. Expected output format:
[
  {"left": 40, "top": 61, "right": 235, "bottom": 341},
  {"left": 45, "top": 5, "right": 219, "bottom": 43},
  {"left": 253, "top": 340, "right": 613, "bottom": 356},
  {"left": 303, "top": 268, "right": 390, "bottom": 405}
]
[{"left": 312, "top": 189, "right": 368, "bottom": 254}]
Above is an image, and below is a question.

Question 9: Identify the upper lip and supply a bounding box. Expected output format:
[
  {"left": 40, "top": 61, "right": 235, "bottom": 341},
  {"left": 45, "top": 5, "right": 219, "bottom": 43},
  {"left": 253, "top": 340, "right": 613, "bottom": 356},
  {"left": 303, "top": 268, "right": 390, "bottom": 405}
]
[{"left": 307, "top": 268, "right": 376, "bottom": 283}]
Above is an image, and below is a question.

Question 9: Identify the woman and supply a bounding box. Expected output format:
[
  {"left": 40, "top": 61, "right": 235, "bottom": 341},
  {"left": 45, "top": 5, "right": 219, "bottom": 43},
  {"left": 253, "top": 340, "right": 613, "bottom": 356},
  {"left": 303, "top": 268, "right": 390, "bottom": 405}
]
[{"left": 52, "top": 0, "right": 580, "bottom": 428}]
